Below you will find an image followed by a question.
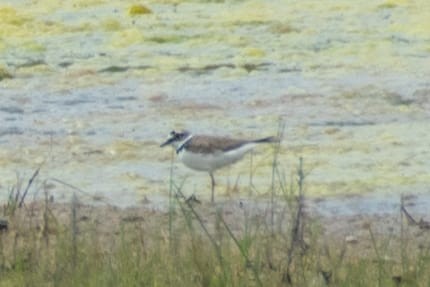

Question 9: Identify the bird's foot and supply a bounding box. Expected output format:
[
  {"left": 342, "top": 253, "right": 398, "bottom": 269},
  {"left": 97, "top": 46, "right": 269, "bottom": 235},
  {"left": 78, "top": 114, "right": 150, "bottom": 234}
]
[{"left": 185, "top": 194, "right": 201, "bottom": 205}]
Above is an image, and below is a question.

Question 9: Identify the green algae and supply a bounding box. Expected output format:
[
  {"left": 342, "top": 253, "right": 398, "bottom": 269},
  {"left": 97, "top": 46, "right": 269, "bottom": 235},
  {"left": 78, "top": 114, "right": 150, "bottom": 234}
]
[
  {"left": 0, "top": 66, "right": 12, "bottom": 80},
  {"left": 1, "top": 0, "right": 429, "bottom": 78},
  {"left": 147, "top": 35, "right": 187, "bottom": 44},
  {"left": 109, "top": 28, "right": 145, "bottom": 47},
  {"left": 101, "top": 18, "right": 122, "bottom": 31},
  {"left": 0, "top": 6, "right": 31, "bottom": 27},
  {"left": 128, "top": 4, "right": 152, "bottom": 16}
]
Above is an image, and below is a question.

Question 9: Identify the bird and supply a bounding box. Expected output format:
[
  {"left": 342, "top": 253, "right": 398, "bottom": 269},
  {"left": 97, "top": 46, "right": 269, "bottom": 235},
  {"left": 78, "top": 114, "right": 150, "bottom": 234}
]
[{"left": 160, "top": 130, "right": 276, "bottom": 203}]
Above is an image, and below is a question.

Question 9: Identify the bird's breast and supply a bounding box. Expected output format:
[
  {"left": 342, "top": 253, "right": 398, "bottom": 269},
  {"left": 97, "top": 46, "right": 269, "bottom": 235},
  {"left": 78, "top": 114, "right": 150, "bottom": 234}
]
[{"left": 178, "top": 144, "right": 255, "bottom": 172}]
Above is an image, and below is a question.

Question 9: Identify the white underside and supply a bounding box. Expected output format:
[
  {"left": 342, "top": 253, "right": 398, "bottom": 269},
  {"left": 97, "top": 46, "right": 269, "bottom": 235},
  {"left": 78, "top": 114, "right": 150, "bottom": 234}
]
[{"left": 178, "top": 143, "right": 256, "bottom": 172}]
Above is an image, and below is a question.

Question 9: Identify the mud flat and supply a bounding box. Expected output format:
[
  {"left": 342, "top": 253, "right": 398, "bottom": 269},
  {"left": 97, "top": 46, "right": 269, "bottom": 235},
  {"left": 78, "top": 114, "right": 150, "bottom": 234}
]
[{"left": 1, "top": 0, "right": 429, "bottom": 214}]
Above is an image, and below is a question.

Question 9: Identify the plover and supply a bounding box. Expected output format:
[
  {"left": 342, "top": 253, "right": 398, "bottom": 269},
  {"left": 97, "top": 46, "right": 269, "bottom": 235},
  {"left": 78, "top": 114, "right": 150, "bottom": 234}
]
[{"left": 160, "top": 130, "right": 276, "bottom": 202}]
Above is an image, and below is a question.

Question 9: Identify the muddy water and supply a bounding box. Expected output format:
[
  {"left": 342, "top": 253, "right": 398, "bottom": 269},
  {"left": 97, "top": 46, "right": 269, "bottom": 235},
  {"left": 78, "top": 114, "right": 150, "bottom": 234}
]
[{"left": 0, "top": 0, "right": 429, "bottom": 212}]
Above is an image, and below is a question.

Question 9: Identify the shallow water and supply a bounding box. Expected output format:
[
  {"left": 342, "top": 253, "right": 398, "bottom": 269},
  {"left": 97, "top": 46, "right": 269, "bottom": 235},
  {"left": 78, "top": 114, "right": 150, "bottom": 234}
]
[{"left": 0, "top": 0, "right": 429, "bottom": 209}]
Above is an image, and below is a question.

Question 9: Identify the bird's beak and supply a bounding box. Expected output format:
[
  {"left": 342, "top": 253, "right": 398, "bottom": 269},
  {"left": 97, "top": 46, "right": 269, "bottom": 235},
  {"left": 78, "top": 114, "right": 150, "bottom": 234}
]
[{"left": 160, "top": 138, "right": 173, "bottom": 147}]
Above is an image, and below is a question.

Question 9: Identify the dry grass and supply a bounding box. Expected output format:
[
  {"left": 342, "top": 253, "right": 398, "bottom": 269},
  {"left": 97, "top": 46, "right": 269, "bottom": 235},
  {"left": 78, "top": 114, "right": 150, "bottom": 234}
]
[{"left": 1, "top": 148, "right": 430, "bottom": 286}]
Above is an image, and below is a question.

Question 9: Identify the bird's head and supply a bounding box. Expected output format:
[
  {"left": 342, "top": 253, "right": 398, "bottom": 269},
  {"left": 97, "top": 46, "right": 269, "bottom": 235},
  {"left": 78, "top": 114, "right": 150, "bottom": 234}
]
[{"left": 160, "top": 130, "right": 191, "bottom": 149}]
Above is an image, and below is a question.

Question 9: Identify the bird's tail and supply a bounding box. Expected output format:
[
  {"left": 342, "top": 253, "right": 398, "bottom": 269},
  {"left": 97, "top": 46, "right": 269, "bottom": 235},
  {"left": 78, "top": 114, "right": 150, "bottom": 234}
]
[{"left": 252, "top": 136, "right": 279, "bottom": 144}]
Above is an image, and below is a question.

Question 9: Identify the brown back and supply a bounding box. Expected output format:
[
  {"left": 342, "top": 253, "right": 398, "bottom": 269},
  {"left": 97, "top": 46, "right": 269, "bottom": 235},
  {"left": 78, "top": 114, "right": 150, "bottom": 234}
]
[{"left": 184, "top": 135, "right": 250, "bottom": 153}]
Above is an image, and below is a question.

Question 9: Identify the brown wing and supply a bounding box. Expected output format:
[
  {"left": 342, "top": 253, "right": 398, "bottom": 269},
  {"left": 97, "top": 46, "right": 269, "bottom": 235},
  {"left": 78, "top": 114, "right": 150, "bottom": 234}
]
[{"left": 185, "top": 135, "right": 250, "bottom": 153}]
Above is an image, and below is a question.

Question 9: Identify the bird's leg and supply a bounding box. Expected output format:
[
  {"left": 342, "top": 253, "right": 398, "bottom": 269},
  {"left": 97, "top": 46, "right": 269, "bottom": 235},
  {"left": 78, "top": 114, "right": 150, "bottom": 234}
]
[{"left": 210, "top": 172, "right": 215, "bottom": 203}]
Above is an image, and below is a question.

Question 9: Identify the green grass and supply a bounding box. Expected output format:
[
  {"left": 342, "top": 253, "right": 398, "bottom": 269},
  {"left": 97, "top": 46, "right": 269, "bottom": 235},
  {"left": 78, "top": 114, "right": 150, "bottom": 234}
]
[{"left": 1, "top": 147, "right": 430, "bottom": 286}]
